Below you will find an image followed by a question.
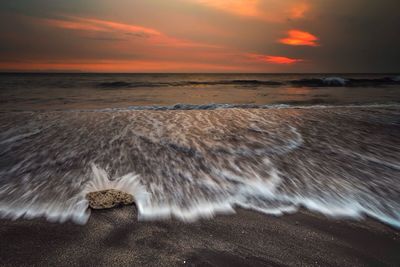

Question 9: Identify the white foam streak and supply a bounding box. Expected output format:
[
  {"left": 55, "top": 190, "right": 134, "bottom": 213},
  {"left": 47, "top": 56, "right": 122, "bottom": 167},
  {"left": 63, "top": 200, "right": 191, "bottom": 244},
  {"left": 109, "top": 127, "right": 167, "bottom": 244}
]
[
  {"left": 0, "top": 190, "right": 89, "bottom": 224},
  {"left": 290, "top": 196, "right": 400, "bottom": 229},
  {"left": 0, "top": 107, "right": 399, "bottom": 228},
  {"left": 138, "top": 202, "right": 236, "bottom": 222}
]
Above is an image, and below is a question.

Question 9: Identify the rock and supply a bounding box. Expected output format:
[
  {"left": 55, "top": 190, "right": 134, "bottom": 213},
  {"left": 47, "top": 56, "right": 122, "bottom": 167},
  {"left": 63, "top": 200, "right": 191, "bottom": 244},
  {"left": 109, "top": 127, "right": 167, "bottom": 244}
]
[{"left": 86, "top": 189, "right": 134, "bottom": 209}]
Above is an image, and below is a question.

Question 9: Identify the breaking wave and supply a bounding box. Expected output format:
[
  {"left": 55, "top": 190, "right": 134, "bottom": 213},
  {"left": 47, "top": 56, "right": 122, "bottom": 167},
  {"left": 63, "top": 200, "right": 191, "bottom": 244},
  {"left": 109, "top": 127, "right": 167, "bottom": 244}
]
[
  {"left": 107, "top": 103, "right": 399, "bottom": 111},
  {"left": 290, "top": 76, "right": 400, "bottom": 87},
  {"left": 96, "top": 76, "right": 400, "bottom": 89},
  {"left": 0, "top": 105, "right": 399, "bottom": 227},
  {"left": 97, "top": 79, "right": 284, "bottom": 88}
]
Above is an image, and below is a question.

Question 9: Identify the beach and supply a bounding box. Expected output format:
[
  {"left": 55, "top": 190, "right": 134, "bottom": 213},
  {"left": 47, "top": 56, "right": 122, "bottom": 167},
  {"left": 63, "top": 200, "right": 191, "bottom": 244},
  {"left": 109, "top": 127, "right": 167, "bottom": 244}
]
[
  {"left": 2, "top": 0, "right": 400, "bottom": 264},
  {"left": 0, "top": 73, "right": 399, "bottom": 266},
  {"left": 1, "top": 207, "right": 399, "bottom": 266}
]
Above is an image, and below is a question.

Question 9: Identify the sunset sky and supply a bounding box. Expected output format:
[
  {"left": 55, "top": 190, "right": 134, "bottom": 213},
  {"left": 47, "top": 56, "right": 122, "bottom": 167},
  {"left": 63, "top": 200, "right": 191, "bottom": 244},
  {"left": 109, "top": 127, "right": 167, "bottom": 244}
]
[{"left": 1, "top": 0, "right": 399, "bottom": 72}]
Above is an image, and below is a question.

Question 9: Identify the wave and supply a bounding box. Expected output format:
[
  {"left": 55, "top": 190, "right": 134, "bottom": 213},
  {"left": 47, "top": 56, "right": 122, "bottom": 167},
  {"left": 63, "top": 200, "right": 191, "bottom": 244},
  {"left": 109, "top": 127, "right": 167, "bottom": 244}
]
[
  {"left": 97, "top": 102, "right": 399, "bottom": 112},
  {"left": 96, "top": 76, "right": 400, "bottom": 89},
  {"left": 290, "top": 76, "right": 400, "bottom": 87},
  {"left": 98, "top": 81, "right": 169, "bottom": 88},
  {"left": 97, "top": 79, "right": 284, "bottom": 89},
  {"left": 0, "top": 106, "right": 399, "bottom": 227}
]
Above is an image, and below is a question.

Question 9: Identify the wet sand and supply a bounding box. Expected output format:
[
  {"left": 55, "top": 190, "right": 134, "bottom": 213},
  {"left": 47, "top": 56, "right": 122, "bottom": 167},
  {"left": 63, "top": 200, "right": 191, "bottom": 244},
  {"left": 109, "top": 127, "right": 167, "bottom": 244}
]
[{"left": 1, "top": 208, "right": 399, "bottom": 267}]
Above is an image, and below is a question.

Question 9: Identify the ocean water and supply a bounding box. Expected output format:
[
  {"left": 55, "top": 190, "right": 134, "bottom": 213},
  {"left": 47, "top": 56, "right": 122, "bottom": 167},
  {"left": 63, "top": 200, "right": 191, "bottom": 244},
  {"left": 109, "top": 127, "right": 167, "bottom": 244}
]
[{"left": 0, "top": 73, "right": 399, "bottom": 227}]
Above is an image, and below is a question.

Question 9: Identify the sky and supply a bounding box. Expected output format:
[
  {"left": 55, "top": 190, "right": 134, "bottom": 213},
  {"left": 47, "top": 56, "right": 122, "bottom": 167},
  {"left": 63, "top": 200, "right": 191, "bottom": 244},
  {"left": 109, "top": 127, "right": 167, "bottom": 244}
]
[{"left": 0, "top": 0, "right": 399, "bottom": 73}]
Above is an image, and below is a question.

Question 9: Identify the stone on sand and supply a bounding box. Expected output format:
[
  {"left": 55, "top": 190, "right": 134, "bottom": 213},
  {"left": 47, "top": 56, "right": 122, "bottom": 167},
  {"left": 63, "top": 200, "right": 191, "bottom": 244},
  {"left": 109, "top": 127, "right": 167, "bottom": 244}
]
[{"left": 86, "top": 189, "right": 134, "bottom": 209}]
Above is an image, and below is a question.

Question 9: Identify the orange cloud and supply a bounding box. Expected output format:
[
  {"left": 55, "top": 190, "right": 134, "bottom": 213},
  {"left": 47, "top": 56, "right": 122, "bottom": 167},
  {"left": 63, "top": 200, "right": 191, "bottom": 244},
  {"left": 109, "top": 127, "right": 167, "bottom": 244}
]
[
  {"left": 248, "top": 54, "right": 303, "bottom": 64},
  {"left": 191, "top": 0, "right": 310, "bottom": 22},
  {"left": 39, "top": 16, "right": 217, "bottom": 48},
  {"left": 195, "top": 0, "right": 260, "bottom": 18},
  {"left": 41, "top": 19, "right": 106, "bottom": 32},
  {"left": 279, "top": 30, "right": 318, "bottom": 46},
  {"left": 263, "top": 56, "right": 302, "bottom": 64},
  {"left": 71, "top": 17, "right": 162, "bottom": 36},
  {"left": 41, "top": 17, "right": 161, "bottom": 36}
]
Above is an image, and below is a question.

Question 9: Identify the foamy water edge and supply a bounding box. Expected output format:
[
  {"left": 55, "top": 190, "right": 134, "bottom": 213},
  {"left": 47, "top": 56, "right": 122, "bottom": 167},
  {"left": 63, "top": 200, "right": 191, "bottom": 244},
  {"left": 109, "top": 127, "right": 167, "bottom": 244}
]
[{"left": 0, "top": 104, "right": 399, "bottom": 228}]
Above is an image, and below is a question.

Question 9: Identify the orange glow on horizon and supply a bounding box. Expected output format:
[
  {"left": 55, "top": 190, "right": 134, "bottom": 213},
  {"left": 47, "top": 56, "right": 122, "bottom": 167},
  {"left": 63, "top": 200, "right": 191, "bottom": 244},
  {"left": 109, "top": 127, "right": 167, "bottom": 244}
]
[
  {"left": 0, "top": 60, "right": 241, "bottom": 72},
  {"left": 279, "top": 30, "right": 318, "bottom": 46}
]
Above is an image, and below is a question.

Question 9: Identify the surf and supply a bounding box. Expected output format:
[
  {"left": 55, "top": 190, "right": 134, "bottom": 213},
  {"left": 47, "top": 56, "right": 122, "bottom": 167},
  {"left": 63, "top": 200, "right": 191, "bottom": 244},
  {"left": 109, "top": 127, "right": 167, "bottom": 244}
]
[{"left": 0, "top": 106, "right": 399, "bottom": 228}]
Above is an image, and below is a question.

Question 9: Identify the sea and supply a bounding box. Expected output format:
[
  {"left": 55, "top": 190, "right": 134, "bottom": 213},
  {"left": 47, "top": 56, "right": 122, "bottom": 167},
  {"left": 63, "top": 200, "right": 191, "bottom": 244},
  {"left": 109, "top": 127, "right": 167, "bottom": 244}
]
[{"left": 0, "top": 73, "right": 399, "bottom": 227}]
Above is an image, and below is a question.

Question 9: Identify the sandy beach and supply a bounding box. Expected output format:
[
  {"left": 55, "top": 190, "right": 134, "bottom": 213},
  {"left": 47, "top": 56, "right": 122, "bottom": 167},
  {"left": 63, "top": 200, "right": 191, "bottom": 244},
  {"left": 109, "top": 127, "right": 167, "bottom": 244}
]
[{"left": 1, "top": 207, "right": 399, "bottom": 267}]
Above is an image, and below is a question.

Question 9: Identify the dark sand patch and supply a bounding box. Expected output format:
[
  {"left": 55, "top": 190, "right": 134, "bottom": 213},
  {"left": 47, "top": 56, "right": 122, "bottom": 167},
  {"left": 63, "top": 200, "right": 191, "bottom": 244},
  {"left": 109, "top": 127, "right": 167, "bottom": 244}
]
[{"left": 0, "top": 208, "right": 399, "bottom": 267}]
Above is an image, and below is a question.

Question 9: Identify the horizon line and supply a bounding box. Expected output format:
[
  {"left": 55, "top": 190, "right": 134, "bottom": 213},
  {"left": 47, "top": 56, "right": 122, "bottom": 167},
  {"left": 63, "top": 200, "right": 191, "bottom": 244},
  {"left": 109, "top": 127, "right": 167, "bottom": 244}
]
[{"left": 1, "top": 71, "right": 399, "bottom": 75}]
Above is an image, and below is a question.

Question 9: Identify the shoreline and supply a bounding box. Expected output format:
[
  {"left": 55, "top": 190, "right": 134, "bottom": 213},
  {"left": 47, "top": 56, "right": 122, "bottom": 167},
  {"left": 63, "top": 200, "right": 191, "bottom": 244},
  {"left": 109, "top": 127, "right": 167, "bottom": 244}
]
[{"left": 1, "top": 207, "right": 399, "bottom": 266}]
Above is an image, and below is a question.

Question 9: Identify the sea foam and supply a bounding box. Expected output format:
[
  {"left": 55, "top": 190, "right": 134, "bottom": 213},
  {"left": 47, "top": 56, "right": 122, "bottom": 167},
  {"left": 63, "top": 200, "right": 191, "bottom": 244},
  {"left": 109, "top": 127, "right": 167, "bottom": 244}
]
[{"left": 0, "top": 106, "right": 399, "bottom": 228}]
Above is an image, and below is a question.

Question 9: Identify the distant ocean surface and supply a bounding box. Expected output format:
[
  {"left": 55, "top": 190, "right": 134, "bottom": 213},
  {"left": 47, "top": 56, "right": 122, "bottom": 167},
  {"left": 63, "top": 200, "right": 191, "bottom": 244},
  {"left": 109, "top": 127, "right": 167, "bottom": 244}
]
[
  {"left": 0, "top": 73, "right": 399, "bottom": 228},
  {"left": 1, "top": 73, "right": 400, "bottom": 111}
]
